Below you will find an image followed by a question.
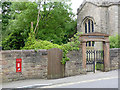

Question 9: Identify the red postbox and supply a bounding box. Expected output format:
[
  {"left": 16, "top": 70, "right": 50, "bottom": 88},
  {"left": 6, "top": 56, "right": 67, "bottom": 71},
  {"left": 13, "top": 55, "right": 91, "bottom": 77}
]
[{"left": 16, "top": 58, "right": 22, "bottom": 72}]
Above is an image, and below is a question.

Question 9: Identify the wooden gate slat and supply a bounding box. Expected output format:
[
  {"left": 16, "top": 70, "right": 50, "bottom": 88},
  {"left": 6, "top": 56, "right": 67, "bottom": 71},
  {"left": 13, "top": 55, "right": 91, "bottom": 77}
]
[{"left": 47, "top": 48, "right": 64, "bottom": 79}]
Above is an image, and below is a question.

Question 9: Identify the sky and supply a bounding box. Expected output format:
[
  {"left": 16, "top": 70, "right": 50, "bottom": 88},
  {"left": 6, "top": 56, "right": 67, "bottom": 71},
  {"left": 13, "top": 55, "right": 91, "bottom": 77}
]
[{"left": 70, "top": 0, "right": 84, "bottom": 14}]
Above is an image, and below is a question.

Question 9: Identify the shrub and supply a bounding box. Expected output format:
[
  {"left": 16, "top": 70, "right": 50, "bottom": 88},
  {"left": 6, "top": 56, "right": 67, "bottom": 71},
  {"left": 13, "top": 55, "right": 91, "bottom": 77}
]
[
  {"left": 109, "top": 35, "right": 120, "bottom": 48},
  {"left": 22, "top": 27, "right": 81, "bottom": 64}
]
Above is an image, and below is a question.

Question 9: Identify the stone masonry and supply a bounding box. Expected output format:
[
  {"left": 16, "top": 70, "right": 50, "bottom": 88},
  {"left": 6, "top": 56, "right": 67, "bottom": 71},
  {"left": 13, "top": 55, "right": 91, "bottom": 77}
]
[
  {"left": 77, "top": 0, "right": 120, "bottom": 58},
  {"left": 1, "top": 50, "right": 48, "bottom": 83},
  {"left": 110, "top": 48, "right": 120, "bottom": 70},
  {"left": 65, "top": 49, "right": 83, "bottom": 77},
  {"left": 0, "top": 48, "right": 119, "bottom": 82},
  {"left": 65, "top": 48, "right": 119, "bottom": 77},
  {"left": 77, "top": 0, "right": 120, "bottom": 36}
]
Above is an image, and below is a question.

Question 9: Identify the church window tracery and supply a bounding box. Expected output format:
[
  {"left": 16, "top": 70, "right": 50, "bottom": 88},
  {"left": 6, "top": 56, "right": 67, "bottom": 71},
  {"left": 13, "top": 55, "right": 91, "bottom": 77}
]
[{"left": 84, "top": 18, "right": 95, "bottom": 47}]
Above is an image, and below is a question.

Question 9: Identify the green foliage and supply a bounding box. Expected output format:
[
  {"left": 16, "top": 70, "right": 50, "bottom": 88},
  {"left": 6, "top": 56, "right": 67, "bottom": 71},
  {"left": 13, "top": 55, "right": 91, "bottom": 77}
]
[
  {"left": 96, "top": 63, "right": 104, "bottom": 71},
  {"left": 36, "top": 2, "right": 77, "bottom": 44},
  {"left": 61, "top": 32, "right": 81, "bottom": 64},
  {"left": 2, "top": 2, "right": 11, "bottom": 31},
  {"left": 2, "top": 1, "right": 76, "bottom": 50},
  {"left": 109, "top": 35, "right": 120, "bottom": 48},
  {"left": 0, "top": 14, "right": 1, "bottom": 20},
  {"left": 24, "top": 25, "right": 36, "bottom": 48},
  {"left": 2, "top": 1, "right": 12, "bottom": 40},
  {"left": 2, "top": 2, "right": 38, "bottom": 50},
  {"left": 2, "top": 32, "right": 25, "bottom": 50},
  {"left": 2, "top": 1, "right": 78, "bottom": 65},
  {"left": 23, "top": 27, "right": 62, "bottom": 50},
  {"left": 23, "top": 30, "right": 81, "bottom": 64}
]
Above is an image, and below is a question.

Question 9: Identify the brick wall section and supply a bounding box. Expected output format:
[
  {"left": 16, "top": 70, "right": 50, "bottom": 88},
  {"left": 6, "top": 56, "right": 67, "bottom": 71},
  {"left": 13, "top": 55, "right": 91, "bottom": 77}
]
[
  {"left": 1, "top": 50, "right": 48, "bottom": 83},
  {"left": 110, "top": 48, "right": 120, "bottom": 70},
  {"left": 65, "top": 49, "right": 84, "bottom": 77}
]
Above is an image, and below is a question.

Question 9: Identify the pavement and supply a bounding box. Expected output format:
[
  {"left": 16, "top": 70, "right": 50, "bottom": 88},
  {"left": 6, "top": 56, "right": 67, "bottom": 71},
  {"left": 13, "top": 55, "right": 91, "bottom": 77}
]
[{"left": 1, "top": 70, "right": 119, "bottom": 89}]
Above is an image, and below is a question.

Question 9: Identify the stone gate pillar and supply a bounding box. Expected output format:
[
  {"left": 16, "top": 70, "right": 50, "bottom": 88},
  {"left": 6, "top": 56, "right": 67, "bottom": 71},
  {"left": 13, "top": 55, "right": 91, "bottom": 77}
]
[
  {"left": 103, "top": 42, "right": 110, "bottom": 71},
  {"left": 82, "top": 41, "right": 87, "bottom": 72}
]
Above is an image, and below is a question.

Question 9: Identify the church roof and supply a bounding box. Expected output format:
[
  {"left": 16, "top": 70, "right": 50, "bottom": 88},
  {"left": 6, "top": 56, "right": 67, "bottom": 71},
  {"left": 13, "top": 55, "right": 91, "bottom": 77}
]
[
  {"left": 77, "top": 0, "right": 120, "bottom": 14},
  {"left": 86, "top": 0, "right": 120, "bottom": 6},
  {"left": 85, "top": 0, "right": 120, "bottom": 5}
]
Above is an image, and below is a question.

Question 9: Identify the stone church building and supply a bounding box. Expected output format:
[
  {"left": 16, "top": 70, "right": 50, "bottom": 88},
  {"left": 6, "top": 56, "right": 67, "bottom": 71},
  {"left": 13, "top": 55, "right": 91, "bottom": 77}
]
[{"left": 77, "top": 0, "right": 120, "bottom": 49}]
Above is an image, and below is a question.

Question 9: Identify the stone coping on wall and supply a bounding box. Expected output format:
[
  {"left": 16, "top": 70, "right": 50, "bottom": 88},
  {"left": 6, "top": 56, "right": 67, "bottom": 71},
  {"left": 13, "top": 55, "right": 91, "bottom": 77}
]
[
  {"left": 1, "top": 49, "right": 47, "bottom": 52},
  {"left": 110, "top": 48, "right": 120, "bottom": 51}
]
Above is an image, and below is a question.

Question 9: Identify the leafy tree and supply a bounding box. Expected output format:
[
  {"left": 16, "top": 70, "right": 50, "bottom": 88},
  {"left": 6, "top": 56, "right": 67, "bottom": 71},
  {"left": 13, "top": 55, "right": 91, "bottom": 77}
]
[
  {"left": 2, "top": 1, "right": 11, "bottom": 40},
  {"left": 2, "top": 2, "right": 38, "bottom": 50},
  {"left": 2, "top": 1, "right": 77, "bottom": 50},
  {"left": 2, "top": 32, "right": 25, "bottom": 50},
  {"left": 35, "top": 2, "right": 77, "bottom": 44},
  {"left": 0, "top": 1, "right": 2, "bottom": 47}
]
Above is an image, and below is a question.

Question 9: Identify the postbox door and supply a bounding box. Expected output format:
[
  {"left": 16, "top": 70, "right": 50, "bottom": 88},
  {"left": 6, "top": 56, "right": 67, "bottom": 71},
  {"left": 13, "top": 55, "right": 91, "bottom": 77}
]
[{"left": 16, "top": 58, "right": 22, "bottom": 72}]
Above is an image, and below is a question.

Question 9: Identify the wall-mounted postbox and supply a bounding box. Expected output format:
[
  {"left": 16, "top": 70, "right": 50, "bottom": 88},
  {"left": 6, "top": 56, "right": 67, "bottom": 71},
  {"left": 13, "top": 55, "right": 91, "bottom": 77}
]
[{"left": 16, "top": 58, "right": 22, "bottom": 72}]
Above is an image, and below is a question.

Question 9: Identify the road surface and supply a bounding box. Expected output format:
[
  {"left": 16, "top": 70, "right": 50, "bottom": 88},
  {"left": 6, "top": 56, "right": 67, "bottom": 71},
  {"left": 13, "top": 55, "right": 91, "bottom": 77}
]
[{"left": 42, "top": 77, "right": 118, "bottom": 88}]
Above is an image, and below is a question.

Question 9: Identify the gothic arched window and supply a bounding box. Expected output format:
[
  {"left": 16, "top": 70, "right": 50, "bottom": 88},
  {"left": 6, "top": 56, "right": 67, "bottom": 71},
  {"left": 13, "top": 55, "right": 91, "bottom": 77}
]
[
  {"left": 84, "top": 19, "right": 94, "bottom": 33},
  {"left": 84, "top": 19, "right": 95, "bottom": 47}
]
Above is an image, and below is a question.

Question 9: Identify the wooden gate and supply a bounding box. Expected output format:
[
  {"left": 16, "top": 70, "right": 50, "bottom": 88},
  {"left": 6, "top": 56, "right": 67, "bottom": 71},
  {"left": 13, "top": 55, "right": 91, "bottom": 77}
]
[{"left": 47, "top": 48, "right": 64, "bottom": 79}]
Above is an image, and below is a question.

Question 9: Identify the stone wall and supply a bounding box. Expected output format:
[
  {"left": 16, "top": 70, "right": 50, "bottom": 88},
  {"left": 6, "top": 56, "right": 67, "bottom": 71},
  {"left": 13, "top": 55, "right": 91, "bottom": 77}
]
[
  {"left": 110, "top": 48, "right": 120, "bottom": 70},
  {"left": 1, "top": 49, "right": 84, "bottom": 82},
  {"left": 65, "top": 49, "right": 84, "bottom": 77},
  {"left": 1, "top": 48, "right": 119, "bottom": 82},
  {"left": 1, "top": 50, "right": 48, "bottom": 83},
  {"left": 65, "top": 48, "right": 119, "bottom": 77}
]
